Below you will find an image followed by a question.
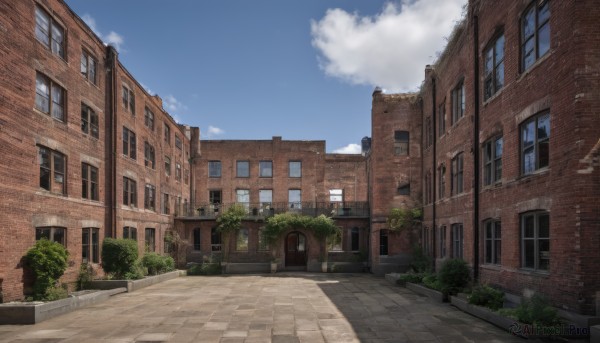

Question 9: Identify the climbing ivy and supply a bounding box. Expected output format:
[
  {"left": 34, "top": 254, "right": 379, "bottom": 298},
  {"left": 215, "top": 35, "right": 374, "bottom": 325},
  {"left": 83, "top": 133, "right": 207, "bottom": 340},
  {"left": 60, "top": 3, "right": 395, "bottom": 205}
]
[
  {"left": 261, "top": 213, "right": 340, "bottom": 244},
  {"left": 387, "top": 207, "right": 422, "bottom": 232}
]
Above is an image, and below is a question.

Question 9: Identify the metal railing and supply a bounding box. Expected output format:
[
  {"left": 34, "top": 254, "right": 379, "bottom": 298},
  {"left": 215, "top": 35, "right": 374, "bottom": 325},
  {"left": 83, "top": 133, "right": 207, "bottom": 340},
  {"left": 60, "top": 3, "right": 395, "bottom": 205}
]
[{"left": 177, "top": 201, "right": 369, "bottom": 219}]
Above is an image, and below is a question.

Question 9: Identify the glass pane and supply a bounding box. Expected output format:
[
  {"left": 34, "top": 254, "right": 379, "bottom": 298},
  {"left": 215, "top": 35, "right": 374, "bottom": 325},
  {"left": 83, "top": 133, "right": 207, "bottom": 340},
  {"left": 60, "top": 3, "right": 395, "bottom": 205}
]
[
  {"left": 260, "top": 161, "right": 272, "bottom": 177},
  {"left": 522, "top": 120, "right": 535, "bottom": 148},
  {"left": 495, "top": 222, "right": 502, "bottom": 239},
  {"left": 484, "top": 142, "right": 492, "bottom": 162},
  {"left": 537, "top": 23, "right": 550, "bottom": 57},
  {"left": 484, "top": 164, "right": 491, "bottom": 185},
  {"left": 494, "top": 240, "right": 501, "bottom": 264},
  {"left": 538, "top": 239, "right": 550, "bottom": 270},
  {"left": 538, "top": 140, "right": 549, "bottom": 168},
  {"left": 524, "top": 239, "right": 535, "bottom": 268},
  {"left": 523, "top": 8, "right": 535, "bottom": 38},
  {"left": 35, "top": 8, "right": 50, "bottom": 45},
  {"left": 537, "top": 113, "right": 550, "bottom": 139},
  {"left": 80, "top": 54, "right": 88, "bottom": 77},
  {"left": 53, "top": 228, "right": 65, "bottom": 245},
  {"left": 485, "top": 240, "right": 492, "bottom": 263},
  {"left": 495, "top": 159, "right": 502, "bottom": 181},
  {"left": 538, "top": 213, "right": 549, "bottom": 238},
  {"left": 82, "top": 230, "right": 89, "bottom": 262},
  {"left": 495, "top": 62, "right": 504, "bottom": 90},
  {"left": 523, "top": 38, "right": 535, "bottom": 69},
  {"left": 523, "top": 147, "right": 535, "bottom": 174},
  {"left": 53, "top": 153, "right": 64, "bottom": 174},
  {"left": 259, "top": 190, "right": 272, "bottom": 203},
  {"left": 89, "top": 59, "right": 97, "bottom": 84},
  {"left": 484, "top": 48, "right": 493, "bottom": 75},
  {"left": 523, "top": 215, "right": 535, "bottom": 237},
  {"left": 495, "top": 138, "right": 503, "bottom": 157},
  {"left": 236, "top": 189, "right": 250, "bottom": 203},
  {"left": 538, "top": 1, "right": 550, "bottom": 24},
  {"left": 237, "top": 161, "right": 249, "bottom": 177},
  {"left": 495, "top": 35, "right": 504, "bottom": 62},
  {"left": 289, "top": 161, "right": 301, "bottom": 177},
  {"left": 36, "top": 228, "right": 50, "bottom": 241},
  {"left": 484, "top": 77, "right": 493, "bottom": 100},
  {"left": 288, "top": 190, "right": 301, "bottom": 203},
  {"left": 236, "top": 228, "right": 248, "bottom": 251},
  {"left": 40, "top": 167, "right": 50, "bottom": 190},
  {"left": 92, "top": 230, "right": 99, "bottom": 263}
]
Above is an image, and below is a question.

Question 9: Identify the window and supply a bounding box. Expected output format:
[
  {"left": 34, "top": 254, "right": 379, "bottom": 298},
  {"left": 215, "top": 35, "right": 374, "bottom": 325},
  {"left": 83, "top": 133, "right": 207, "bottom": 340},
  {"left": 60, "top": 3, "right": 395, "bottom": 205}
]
[
  {"left": 211, "top": 227, "right": 222, "bottom": 251},
  {"left": 451, "top": 81, "right": 465, "bottom": 124},
  {"left": 164, "top": 156, "right": 171, "bottom": 176},
  {"left": 451, "top": 153, "right": 464, "bottom": 195},
  {"left": 164, "top": 233, "right": 173, "bottom": 254},
  {"left": 122, "top": 86, "right": 135, "bottom": 114},
  {"left": 259, "top": 161, "right": 273, "bottom": 177},
  {"left": 123, "top": 226, "right": 137, "bottom": 240},
  {"left": 144, "top": 184, "right": 156, "bottom": 211},
  {"left": 162, "top": 193, "right": 170, "bottom": 215},
  {"left": 394, "top": 131, "right": 409, "bottom": 156},
  {"left": 397, "top": 183, "right": 410, "bottom": 196},
  {"left": 35, "top": 6, "right": 65, "bottom": 58},
  {"left": 484, "top": 220, "right": 501, "bottom": 265},
  {"left": 123, "top": 177, "right": 137, "bottom": 207},
  {"left": 209, "top": 190, "right": 222, "bottom": 204},
  {"left": 145, "top": 228, "right": 155, "bottom": 252},
  {"left": 175, "top": 134, "right": 182, "bottom": 150},
  {"left": 38, "top": 145, "right": 66, "bottom": 194},
  {"left": 36, "top": 226, "right": 66, "bottom": 246},
  {"left": 438, "top": 165, "right": 446, "bottom": 199},
  {"left": 236, "top": 228, "right": 249, "bottom": 251},
  {"left": 438, "top": 102, "right": 446, "bottom": 137},
  {"left": 439, "top": 226, "right": 447, "bottom": 258},
  {"left": 164, "top": 123, "right": 170, "bottom": 144},
  {"left": 176, "top": 163, "right": 182, "bottom": 181},
  {"left": 193, "top": 228, "right": 201, "bottom": 251},
  {"left": 288, "top": 189, "right": 301, "bottom": 210},
  {"left": 122, "top": 127, "right": 137, "bottom": 159},
  {"left": 184, "top": 168, "right": 189, "bottom": 185},
  {"left": 237, "top": 161, "right": 249, "bottom": 177},
  {"left": 425, "top": 117, "right": 433, "bottom": 148},
  {"left": 329, "top": 189, "right": 343, "bottom": 202},
  {"left": 289, "top": 161, "right": 302, "bottom": 177},
  {"left": 379, "top": 230, "right": 388, "bottom": 255},
  {"left": 80, "top": 51, "right": 97, "bottom": 84},
  {"left": 144, "top": 107, "right": 154, "bottom": 130},
  {"left": 424, "top": 171, "right": 432, "bottom": 204},
  {"left": 258, "top": 228, "right": 269, "bottom": 251},
  {"left": 35, "top": 72, "right": 65, "bottom": 121},
  {"left": 521, "top": 112, "right": 550, "bottom": 175},
  {"left": 236, "top": 189, "right": 250, "bottom": 210},
  {"left": 208, "top": 161, "right": 221, "bottom": 177},
  {"left": 521, "top": 211, "right": 549, "bottom": 271},
  {"left": 82, "top": 228, "right": 99, "bottom": 263},
  {"left": 144, "top": 142, "right": 155, "bottom": 169},
  {"left": 451, "top": 223, "right": 463, "bottom": 259},
  {"left": 81, "top": 103, "right": 99, "bottom": 139},
  {"left": 484, "top": 34, "right": 505, "bottom": 100},
  {"left": 484, "top": 137, "right": 503, "bottom": 185},
  {"left": 259, "top": 189, "right": 272, "bottom": 207},
  {"left": 351, "top": 227, "right": 360, "bottom": 251},
  {"left": 328, "top": 233, "right": 342, "bottom": 251},
  {"left": 81, "top": 163, "right": 98, "bottom": 201},
  {"left": 522, "top": 0, "right": 550, "bottom": 71}
]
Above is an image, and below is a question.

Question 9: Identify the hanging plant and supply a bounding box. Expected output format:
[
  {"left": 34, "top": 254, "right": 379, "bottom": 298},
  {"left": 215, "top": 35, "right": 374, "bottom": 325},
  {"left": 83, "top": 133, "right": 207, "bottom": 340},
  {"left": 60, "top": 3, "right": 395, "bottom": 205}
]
[
  {"left": 216, "top": 204, "right": 247, "bottom": 262},
  {"left": 261, "top": 213, "right": 340, "bottom": 245},
  {"left": 387, "top": 207, "right": 423, "bottom": 232}
]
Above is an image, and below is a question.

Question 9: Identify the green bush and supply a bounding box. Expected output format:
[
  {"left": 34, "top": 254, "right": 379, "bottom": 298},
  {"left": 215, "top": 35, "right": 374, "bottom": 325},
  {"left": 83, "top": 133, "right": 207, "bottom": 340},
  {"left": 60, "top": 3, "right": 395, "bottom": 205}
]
[
  {"left": 77, "top": 263, "right": 96, "bottom": 290},
  {"left": 101, "top": 238, "right": 139, "bottom": 279},
  {"left": 410, "top": 245, "right": 432, "bottom": 273},
  {"left": 422, "top": 273, "right": 444, "bottom": 292},
  {"left": 398, "top": 273, "right": 425, "bottom": 284},
  {"left": 437, "top": 259, "right": 470, "bottom": 295},
  {"left": 187, "top": 263, "right": 221, "bottom": 275},
  {"left": 25, "top": 239, "right": 69, "bottom": 300},
  {"left": 515, "top": 294, "right": 560, "bottom": 326},
  {"left": 141, "top": 253, "right": 175, "bottom": 276},
  {"left": 468, "top": 285, "right": 504, "bottom": 310},
  {"left": 124, "top": 260, "right": 146, "bottom": 280},
  {"left": 45, "top": 285, "right": 68, "bottom": 301}
]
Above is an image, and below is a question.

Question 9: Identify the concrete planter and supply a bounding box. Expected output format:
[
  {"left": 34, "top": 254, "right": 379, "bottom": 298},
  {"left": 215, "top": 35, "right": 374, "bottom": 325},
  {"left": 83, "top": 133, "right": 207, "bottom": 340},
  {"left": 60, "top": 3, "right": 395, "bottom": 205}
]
[
  {"left": 0, "top": 288, "right": 126, "bottom": 324},
  {"left": 406, "top": 282, "right": 447, "bottom": 302},
  {"left": 89, "top": 270, "right": 183, "bottom": 293},
  {"left": 321, "top": 262, "right": 328, "bottom": 273},
  {"left": 271, "top": 262, "right": 277, "bottom": 273}
]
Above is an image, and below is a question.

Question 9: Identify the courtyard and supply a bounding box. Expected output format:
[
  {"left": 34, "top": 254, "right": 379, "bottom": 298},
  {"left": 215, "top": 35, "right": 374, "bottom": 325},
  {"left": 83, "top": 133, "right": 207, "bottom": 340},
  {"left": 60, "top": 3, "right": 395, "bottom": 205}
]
[{"left": 0, "top": 273, "right": 524, "bottom": 343}]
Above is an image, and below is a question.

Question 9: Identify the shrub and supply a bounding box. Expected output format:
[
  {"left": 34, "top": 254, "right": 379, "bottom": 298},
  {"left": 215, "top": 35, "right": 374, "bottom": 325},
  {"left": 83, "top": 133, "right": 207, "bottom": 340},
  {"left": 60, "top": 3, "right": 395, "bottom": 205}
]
[
  {"left": 124, "top": 260, "right": 146, "bottom": 280},
  {"left": 141, "top": 253, "right": 175, "bottom": 276},
  {"left": 422, "top": 273, "right": 444, "bottom": 292},
  {"left": 468, "top": 284, "right": 504, "bottom": 310},
  {"left": 45, "top": 285, "right": 68, "bottom": 301},
  {"left": 398, "top": 273, "right": 425, "bottom": 284},
  {"left": 101, "top": 238, "right": 138, "bottom": 279},
  {"left": 410, "top": 245, "right": 432, "bottom": 273},
  {"left": 25, "top": 239, "right": 69, "bottom": 300},
  {"left": 187, "top": 263, "right": 221, "bottom": 276},
  {"left": 515, "top": 294, "right": 560, "bottom": 326},
  {"left": 437, "top": 259, "right": 470, "bottom": 295},
  {"left": 77, "top": 263, "right": 96, "bottom": 290}
]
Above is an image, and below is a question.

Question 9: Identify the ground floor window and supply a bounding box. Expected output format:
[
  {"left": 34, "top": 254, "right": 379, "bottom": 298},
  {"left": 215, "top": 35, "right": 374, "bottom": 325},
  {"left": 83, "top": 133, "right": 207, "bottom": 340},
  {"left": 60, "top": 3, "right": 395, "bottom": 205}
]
[
  {"left": 258, "top": 228, "right": 269, "bottom": 251},
  {"left": 82, "top": 227, "right": 99, "bottom": 263},
  {"left": 351, "top": 227, "right": 360, "bottom": 251},
  {"left": 123, "top": 226, "right": 137, "bottom": 240},
  {"left": 451, "top": 223, "right": 463, "bottom": 259},
  {"left": 379, "top": 230, "right": 388, "bottom": 255},
  {"left": 439, "top": 226, "right": 447, "bottom": 258},
  {"left": 521, "top": 211, "right": 549, "bottom": 271},
  {"left": 211, "top": 227, "right": 222, "bottom": 251},
  {"left": 193, "top": 228, "right": 201, "bottom": 251},
  {"left": 484, "top": 219, "right": 501, "bottom": 265},
  {"left": 36, "top": 226, "right": 66, "bottom": 246},
  {"left": 236, "top": 228, "right": 249, "bottom": 251},
  {"left": 145, "top": 228, "right": 155, "bottom": 252}
]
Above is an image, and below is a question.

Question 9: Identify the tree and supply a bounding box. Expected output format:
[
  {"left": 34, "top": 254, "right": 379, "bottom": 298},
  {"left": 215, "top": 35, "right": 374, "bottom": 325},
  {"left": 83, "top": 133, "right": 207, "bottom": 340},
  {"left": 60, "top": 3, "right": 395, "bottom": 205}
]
[{"left": 216, "top": 204, "right": 246, "bottom": 262}]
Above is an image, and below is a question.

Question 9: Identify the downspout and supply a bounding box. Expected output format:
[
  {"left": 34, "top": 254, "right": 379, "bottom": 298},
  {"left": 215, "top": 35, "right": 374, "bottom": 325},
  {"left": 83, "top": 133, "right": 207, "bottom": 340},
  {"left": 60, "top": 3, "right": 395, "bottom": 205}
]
[
  {"left": 472, "top": 14, "right": 481, "bottom": 281},
  {"left": 431, "top": 77, "right": 437, "bottom": 267},
  {"left": 107, "top": 46, "right": 118, "bottom": 238}
]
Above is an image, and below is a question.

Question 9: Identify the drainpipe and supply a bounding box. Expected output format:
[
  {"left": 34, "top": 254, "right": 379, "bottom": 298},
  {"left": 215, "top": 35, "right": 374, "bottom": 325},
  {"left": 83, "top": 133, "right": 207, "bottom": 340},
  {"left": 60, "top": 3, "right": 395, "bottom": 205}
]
[
  {"left": 431, "top": 77, "right": 437, "bottom": 268},
  {"left": 106, "top": 46, "right": 118, "bottom": 238},
  {"left": 472, "top": 14, "right": 481, "bottom": 281}
]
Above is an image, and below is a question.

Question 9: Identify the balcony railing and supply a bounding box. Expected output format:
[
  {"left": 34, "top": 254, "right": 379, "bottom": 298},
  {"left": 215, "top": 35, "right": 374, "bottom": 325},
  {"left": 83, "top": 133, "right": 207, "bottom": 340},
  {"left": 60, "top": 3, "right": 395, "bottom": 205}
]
[{"left": 177, "top": 201, "right": 369, "bottom": 219}]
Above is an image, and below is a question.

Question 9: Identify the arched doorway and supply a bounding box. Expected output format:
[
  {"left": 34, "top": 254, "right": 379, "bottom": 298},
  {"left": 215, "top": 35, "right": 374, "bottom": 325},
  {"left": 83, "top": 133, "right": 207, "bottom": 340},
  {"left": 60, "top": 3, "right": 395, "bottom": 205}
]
[{"left": 285, "top": 231, "right": 307, "bottom": 267}]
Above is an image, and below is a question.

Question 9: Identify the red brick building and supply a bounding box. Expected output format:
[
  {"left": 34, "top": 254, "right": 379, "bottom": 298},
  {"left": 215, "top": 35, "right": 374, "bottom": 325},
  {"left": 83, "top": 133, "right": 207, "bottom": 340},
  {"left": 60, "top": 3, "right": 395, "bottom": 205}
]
[{"left": 0, "top": 0, "right": 197, "bottom": 302}]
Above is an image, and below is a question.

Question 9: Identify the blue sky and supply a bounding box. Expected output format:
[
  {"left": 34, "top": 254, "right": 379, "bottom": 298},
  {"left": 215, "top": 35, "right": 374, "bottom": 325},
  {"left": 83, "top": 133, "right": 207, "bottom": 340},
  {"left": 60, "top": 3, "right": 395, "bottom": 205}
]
[{"left": 65, "top": 0, "right": 465, "bottom": 153}]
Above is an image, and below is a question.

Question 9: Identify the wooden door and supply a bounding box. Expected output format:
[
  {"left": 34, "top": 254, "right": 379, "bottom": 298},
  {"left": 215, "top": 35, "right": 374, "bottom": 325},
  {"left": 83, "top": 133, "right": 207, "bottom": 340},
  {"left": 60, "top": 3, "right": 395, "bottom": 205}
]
[{"left": 285, "top": 232, "right": 307, "bottom": 267}]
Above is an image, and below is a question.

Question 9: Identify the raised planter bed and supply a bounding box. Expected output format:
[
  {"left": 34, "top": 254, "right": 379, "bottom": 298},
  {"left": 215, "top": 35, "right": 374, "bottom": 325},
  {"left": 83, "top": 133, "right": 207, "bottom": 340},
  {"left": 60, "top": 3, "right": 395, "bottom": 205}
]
[
  {"left": 89, "top": 270, "right": 183, "bottom": 293},
  {"left": 406, "top": 282, "right": 447, "bottom": 302},
  {"left": 0, "top": 287, "right": 126, "bottom": 324}
]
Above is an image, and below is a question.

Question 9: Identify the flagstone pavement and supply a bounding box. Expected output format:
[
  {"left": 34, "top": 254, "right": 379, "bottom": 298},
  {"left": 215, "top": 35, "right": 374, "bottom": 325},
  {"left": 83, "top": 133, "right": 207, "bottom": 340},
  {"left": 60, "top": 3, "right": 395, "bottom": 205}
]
[{"left": 0, "top": 273, "right": 531, "bottom": 342}]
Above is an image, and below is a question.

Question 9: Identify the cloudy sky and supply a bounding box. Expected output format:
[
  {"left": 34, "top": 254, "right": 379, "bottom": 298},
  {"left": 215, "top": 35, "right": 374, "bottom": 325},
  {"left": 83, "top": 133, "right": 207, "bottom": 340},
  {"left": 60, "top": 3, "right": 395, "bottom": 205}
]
[{"left": 66, "top": 0, "right": 465, "bottom": 153}]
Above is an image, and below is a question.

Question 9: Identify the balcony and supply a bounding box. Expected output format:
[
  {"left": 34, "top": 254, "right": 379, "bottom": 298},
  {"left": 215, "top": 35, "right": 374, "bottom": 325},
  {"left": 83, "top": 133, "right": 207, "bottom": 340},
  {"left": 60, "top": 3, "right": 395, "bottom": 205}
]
[{"left": 176, "top": 201, "right": 369, "bottom": 219}]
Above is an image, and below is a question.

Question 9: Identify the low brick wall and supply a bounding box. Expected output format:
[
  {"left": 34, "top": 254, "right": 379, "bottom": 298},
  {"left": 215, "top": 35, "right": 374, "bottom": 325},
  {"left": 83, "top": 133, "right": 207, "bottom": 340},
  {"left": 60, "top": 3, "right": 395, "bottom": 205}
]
[{"left": 89, "top": 270, "right": 183, "bottom": 292}]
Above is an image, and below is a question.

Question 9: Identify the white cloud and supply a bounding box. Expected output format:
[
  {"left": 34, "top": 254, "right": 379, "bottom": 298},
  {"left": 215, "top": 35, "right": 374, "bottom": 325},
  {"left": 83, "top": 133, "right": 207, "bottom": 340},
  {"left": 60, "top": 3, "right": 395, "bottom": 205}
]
[
  {"left": 204, "top": 126, "right": 225, "bottom": 138},
  {"left": 311, "top": 0, "right": 466, "bottom": 92},
  {"left": 163, "top": 94, "right": 187, "bottom": 112},
  {"left": 333, "top": 143, "right": 361, "bottom": 154},
  {"left": 81, "top": 14, "right": 125, "bottom": 51}
]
